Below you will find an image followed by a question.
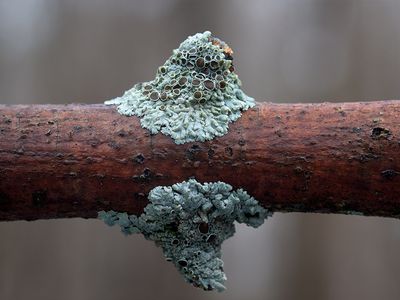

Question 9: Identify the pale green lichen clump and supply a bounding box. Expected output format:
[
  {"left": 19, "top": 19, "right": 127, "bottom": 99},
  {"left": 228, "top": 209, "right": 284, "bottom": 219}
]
[
  {"left": 105, "top": 31, "right": 254, "bottom": 144},
  {"left": 98, "top": 179, "right": 271, "bottom": 292}
]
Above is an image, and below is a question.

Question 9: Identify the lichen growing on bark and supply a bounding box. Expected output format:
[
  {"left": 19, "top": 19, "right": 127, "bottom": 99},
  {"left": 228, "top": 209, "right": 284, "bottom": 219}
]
[
  {"left": 105, "top": 31, "right": 254, "bottom": 144},
  {"left": 98, "top": 179, "right": 271, "bottom": 291}
]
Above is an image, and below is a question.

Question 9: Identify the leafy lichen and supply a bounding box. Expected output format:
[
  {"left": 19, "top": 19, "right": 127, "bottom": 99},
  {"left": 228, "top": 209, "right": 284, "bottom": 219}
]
[
  {"left": 105, "top": 31, "right": 254, "bottom": 144},
  {"left": 98, "top": 179, "right": 271, "bottom": 292}
]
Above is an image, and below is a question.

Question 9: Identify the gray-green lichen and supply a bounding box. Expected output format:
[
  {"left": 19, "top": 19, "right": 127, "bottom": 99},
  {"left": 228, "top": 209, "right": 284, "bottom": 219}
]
[
  {"left": 98, "top": 179, "right": 271, "bottom": 292},
  {"left": 105, "top": 31, "right": 254, "bottom": 144}
]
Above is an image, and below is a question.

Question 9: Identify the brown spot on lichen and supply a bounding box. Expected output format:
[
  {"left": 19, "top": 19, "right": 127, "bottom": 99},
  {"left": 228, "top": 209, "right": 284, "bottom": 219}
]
[
  {"left": 178, "top": 260, "right": 188, "bottom": 267},
  {"left": 198, "top": 222, "right": 209, "bottom": 234}
]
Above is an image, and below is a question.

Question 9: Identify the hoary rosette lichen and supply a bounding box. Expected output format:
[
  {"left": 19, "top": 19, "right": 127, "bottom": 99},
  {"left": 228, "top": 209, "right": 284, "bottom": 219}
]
[
  {"left": 98, "top": 179, "right": 271, "bottom": 292},
  {"left": 105, "top": 31, "right": 254, "bottom": 144}
]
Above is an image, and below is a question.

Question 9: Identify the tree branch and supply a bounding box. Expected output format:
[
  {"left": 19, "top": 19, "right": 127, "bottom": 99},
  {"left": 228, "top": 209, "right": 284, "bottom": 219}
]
[{"left": 1, "top": 101, "right": 400, "bottom": 221}]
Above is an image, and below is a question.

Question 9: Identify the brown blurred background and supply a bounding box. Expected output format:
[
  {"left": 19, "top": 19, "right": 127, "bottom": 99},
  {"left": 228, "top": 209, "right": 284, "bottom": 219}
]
[{"left": 1, "top": 1, "right": 400, "bottom": 299}]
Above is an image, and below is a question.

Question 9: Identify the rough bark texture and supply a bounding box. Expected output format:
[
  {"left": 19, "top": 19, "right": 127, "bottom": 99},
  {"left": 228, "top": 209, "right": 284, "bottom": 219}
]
[{"left": 0, "top": 101, "right": 400, "bottom": 221}]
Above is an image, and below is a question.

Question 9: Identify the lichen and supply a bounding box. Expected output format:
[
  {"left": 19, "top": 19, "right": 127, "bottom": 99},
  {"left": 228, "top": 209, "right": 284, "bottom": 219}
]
[
  {"left": 98, "top": 179, "right": 271, "bottom": 292},
  {"left": 105, "top": 31, "right": 254, "bottom": 144}
]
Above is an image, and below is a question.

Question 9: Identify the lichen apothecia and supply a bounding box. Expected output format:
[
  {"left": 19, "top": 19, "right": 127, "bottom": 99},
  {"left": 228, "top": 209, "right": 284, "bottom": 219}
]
[
  {"left": 105, "top": 31, "right": 254, "bottom": 144},
  {"left": 98, "top": 179, "right": 271, "bottom": 291}
]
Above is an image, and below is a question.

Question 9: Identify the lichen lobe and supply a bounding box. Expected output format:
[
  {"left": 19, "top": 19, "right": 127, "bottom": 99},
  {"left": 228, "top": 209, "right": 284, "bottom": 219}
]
[
  {"left": 105, "top": 31, "right": 254, "bottom": 144},
  {"left": 98, "top": 179, "right": 270, "bottom": 292}
]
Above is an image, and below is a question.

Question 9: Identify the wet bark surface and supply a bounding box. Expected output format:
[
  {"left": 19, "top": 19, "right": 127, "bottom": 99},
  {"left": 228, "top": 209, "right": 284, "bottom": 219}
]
[{"left": 1, "top": 101, "right": 400, "bottom": 221}]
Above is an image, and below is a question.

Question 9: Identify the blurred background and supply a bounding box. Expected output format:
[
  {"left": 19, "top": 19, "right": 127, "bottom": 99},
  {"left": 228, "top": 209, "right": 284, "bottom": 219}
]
[{"left": 1, "top": 0, "right": 400, "bottom": 299}]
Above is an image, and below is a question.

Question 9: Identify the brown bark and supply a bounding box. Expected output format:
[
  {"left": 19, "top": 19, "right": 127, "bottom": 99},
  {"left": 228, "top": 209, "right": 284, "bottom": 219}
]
[{"left": 0, "top": 101, "right": 400, "bottom": 221}]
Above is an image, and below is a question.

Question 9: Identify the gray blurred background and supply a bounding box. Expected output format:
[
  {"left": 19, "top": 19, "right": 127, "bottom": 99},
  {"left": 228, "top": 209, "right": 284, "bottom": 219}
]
[{"left": 1, "top": 0, "right": 400, "bottom": 299}]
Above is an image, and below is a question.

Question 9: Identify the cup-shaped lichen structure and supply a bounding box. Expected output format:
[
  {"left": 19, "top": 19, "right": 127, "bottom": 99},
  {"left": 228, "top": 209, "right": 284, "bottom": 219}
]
[
  {"left": 98, "top": 179, "right": 271, "bottom": 291},
  {"left": 105, "top": 31, "right": 254, "bottom": 144}
]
